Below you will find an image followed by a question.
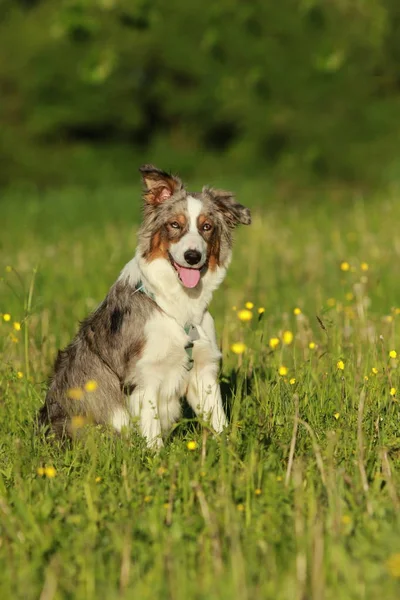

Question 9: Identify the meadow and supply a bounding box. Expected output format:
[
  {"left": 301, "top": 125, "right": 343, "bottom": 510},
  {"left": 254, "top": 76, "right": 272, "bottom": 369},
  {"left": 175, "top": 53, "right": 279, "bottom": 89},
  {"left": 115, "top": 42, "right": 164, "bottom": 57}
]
[{"left": 1, "top": 181, "right": 400, "bottom": 599}]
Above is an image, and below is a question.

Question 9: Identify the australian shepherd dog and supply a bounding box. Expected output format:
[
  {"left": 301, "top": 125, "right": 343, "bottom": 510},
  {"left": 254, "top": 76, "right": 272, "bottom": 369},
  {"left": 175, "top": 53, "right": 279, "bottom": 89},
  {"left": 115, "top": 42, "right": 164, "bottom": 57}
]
[{"left": 39, "top": 165, "right": 251, "bottom": 447}]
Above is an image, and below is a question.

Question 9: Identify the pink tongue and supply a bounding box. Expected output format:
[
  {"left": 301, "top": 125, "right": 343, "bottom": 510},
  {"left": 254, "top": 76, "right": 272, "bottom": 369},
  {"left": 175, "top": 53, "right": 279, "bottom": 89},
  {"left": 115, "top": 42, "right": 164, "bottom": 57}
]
[{"left": 175, "top": 264, "right": 201, "bottom": 288}]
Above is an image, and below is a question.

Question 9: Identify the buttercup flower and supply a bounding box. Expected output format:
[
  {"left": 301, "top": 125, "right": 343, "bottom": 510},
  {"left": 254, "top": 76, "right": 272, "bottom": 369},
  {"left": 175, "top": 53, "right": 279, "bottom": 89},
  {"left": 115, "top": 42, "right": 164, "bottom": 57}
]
[
  {"left": 340, "top": 261, "right": 350, "bottom": 272},
  {"left": 231, "top": 342, "right": 246, "bottom": 354},
  {"left": 293, "top": 307, "right": 302, "bottom": 315},
  {"left": 3, "top": 313, "right": 11, "bottom": 322},
  {"left": 231, "top": 342, "right": 246, "bottom": 355},
  {"left": 361, "top": 262, "right": 369, "bottom": 271},
  {"left": 187, "top": 441, "right": 197, "bottom": 450},
  {"left": 237, "top": 309, "right": 253, "bottom": 322},
  {"left": 345, "top": 292, "right": 354, "bottom": 301},
  {"left": 67, "top": 387, "right": 83, "bottom": 400},
  {"left": 327, "top": 298, "right": 336, "bottom": 307},
  {"left": 337, "top": 360, "right": 345, "bottom": 370},
  {"left": 17, "top": 371, "right": 23, "bottom": 379},
  {"left": 282, "top": 330, "right": 293, "bottom": 345},
  {"left": 289, "top": 378, "right": 296, "bottom": 385},
  {"left": 45, "top": 466, "right": 56, "bottom": 478},
  {"left": 84, "top": 380, "right": 98, "bottom": 392},
  {"left": 386, "top": 553, "right": 400, "bottom": 578},
  {"left": 258, "top": 307, "right": 265, "bottom": 315},
  {"left": 13, "top": 322, "right": 21, "bottom": 331},
  {"left": 269, "top": 337, "right": 280, "bottom": 350},
  {"left": 333, "top": 412, "right": 340, "bottom": 420},
  {"left": 371, "top": 367, "right": 378, "bottom": 375},
  {"left": 309, "top": 342, "right": 316, "bottom": 349},
  {"left": 389, "top": 350, "right": 397, "bottom": 359},
  {"left": 255, "top": 488, "right": 262, "bottom": 496},
  {"left": 245, "top": 302, "right": 254, "bottom": 309},
  {"left": 71, "top": 416, "right": 87, "bottom": 429},
  {"left": 278, "top": 366, "right": 288, "bottom": 376},
  {"left": 390, "top": 387, "right": 396, "bottom": 397}
]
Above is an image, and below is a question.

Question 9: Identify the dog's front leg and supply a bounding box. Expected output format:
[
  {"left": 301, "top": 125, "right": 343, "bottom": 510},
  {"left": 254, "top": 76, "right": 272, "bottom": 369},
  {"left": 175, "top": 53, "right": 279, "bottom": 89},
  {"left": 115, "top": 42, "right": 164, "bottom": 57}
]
[
  {"left": 186, "top": 312, "right": 227, "bottom": 433},
  {"left": 186, "top": 364, "right": 227, "bottom": 433},
  {"left": 129, "top": 387, "right": 163, "bottom": 449}
]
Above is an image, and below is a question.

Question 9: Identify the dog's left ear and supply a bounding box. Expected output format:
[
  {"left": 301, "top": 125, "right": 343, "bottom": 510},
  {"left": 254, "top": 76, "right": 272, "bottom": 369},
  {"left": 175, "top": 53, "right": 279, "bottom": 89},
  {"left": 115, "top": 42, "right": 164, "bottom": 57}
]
[
  {"left": 139, "top": 164, "right": 183, "bottom": 205},
  {"left": 205, "top": 187, "right": 251, "bottom": 227}
]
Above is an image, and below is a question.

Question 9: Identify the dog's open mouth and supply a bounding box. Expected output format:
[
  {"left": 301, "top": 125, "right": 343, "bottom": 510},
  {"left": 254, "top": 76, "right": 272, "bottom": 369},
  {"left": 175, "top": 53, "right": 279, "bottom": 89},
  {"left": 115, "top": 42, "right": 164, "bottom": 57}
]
[{"left": 168, "top": 253, "right": 205, "bottom": 289}]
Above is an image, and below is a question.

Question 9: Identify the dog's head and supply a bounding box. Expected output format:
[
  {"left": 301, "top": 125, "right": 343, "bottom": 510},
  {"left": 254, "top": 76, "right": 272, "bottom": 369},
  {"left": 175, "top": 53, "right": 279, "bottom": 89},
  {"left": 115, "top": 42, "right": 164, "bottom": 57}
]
[{"left": 138, "top": 164, "right": 251, "bottom": 289}]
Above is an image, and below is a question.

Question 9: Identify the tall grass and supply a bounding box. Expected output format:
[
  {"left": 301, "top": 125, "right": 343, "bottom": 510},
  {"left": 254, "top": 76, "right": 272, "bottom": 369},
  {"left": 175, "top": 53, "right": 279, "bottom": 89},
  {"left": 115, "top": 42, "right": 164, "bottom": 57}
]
[{"left": 1, "top": 185, "right": 400, "bottom": 599}]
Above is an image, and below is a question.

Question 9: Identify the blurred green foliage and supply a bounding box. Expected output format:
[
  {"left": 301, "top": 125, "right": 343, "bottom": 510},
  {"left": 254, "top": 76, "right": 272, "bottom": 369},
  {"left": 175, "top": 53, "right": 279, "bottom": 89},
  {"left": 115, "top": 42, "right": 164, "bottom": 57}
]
[{"left": 1, "top": 0, "right": 400, "bottom": 185}]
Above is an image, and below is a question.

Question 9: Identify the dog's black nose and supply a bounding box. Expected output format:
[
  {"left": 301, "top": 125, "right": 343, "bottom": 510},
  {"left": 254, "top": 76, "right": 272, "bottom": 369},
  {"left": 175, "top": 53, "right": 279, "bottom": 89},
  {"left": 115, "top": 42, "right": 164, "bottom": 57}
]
[{"left": 184, "top": 250, "right": 202, "bottom": 266}]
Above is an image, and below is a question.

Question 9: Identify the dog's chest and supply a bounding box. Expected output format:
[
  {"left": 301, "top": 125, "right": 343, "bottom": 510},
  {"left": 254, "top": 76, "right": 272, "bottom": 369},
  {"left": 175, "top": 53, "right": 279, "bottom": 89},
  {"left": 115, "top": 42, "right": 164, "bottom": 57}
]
[{"left": 135, "top": 312, "right": 194, "bottom": 397}]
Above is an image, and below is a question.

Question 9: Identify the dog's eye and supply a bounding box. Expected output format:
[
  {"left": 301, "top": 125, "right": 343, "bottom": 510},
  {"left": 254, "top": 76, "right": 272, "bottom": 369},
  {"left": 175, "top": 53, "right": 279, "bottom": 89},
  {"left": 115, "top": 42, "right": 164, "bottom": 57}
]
[
  {"left": 170, "top": 221, "right": 181, "bottom": 229},
  {"left": 202, "top": 222, "right": 212, "bottom": 232}
]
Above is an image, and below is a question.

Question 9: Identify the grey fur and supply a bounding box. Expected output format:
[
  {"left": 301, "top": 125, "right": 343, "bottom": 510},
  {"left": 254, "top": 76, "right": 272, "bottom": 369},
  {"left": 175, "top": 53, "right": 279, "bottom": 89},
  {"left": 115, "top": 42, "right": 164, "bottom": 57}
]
[{"left": 39, "top": 280, "right": 158, "bottom": 437}]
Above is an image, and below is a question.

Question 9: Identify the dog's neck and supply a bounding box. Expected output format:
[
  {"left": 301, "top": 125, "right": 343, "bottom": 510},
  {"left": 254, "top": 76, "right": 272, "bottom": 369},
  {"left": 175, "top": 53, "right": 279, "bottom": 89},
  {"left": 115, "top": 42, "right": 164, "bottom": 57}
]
[{"left": 119, "top": 253, "right": 229, "bottom": 327}]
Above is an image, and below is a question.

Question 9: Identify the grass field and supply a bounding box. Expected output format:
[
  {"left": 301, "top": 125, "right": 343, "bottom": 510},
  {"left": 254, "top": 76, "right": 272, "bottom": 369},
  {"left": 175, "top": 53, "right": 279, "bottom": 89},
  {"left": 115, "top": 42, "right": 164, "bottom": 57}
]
[{"left": 1, "top": 182, "right": 400, "bottom": 599}]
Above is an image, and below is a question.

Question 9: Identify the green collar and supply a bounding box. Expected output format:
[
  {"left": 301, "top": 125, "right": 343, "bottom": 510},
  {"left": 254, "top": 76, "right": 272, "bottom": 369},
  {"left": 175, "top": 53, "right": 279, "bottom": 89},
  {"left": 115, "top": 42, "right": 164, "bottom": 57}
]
[{"left": 135, "top": 280, "right": 198, "bottom": 371}]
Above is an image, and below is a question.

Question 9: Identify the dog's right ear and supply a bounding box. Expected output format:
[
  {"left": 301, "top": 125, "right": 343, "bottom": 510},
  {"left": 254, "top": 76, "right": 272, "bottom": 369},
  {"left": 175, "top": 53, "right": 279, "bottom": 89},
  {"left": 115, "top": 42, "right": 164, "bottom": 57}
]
[{"left": 139, "top": 164, "right": 183, "bottom": 205}]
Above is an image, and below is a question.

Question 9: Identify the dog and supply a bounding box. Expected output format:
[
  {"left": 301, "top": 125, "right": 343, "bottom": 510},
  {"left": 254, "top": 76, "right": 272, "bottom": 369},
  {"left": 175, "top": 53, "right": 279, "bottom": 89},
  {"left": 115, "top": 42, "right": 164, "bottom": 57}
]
[{"left": 39, "top": 165, "right": 251, "bottom": 447}]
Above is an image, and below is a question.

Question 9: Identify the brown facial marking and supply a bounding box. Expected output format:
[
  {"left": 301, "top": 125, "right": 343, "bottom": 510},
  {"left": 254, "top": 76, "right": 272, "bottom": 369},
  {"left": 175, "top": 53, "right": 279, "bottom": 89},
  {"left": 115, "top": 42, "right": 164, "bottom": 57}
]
[
  {"left": 166, "top": 214, "right": 187, "bottom": 243},
  {"left": 147, "top": 229, "right": 169, "bottom": 261},
  {"left": 146, "top": 214, "right": 188, "bottom": 262},
  {"left": 198, "top": 214, "right": 220, "bottom": 271}
]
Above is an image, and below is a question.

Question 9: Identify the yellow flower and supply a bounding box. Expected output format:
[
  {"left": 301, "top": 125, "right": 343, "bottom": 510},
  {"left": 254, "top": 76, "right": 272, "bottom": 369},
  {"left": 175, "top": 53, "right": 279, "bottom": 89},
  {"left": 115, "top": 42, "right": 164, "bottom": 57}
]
[
  {"left": 16, "top": 371, "right": 23, "bottom": 379},
  {"left": 371, "top": 367, "right": 378, "bottom": 375},
  {"left": 95, "top": 476, "right": 102, "bottom": 483},
  {"left": 289, "top": 377, "right": 296, "bottom": 385},
  {"left": 5, "top": 265, "right": 12, "bottom": 273},
  {"left": 327, "top": 298, "right": 336, "bottom": 307},
  {"left": 44, "top": 466, "right": 56, "bottom": 478},
  {"left": 333, "top": 412, "right": 340, "bottom": 420},
  {"left": 245, "top": 302, "right": 254, "bottom": 309},
  {"left": 67, "top": 387, "right": 83, "bottom": 400},
  {"left": 293, "top": 307, "right": 302, "bottom": 315},
  {"left": 361, "top": 262, "right": 369, "bottom": 272},
  {"left": 364, "top": 376, "right": 369, "bottom": 381},
  {"left": 390, "top": 387, "right": 396, "bottom": 397},
  {"left": 282, "top": 330, "right": 293, "bottom": 345},
  {"left": 345, "top": 292, "right": 354, "bottom": 301},
  {"left": 269, "top": 337, "right": 280, "bottom": 350},
  {"left": 341, "top": 515, "right": 352, "bottom": 525},
  {"left": 9, "top": 334, "right": 19, "bottom": 343},
  {"left": 383, "top": 315, "right": 393, "bottom": 323},
  {"left": 237, "top": 309, "right": 253, "bottom": 322},
  {"left": 3, "top": 313, "right": 11, "bottom": 322},
  {"left": 276, "top": 475, "right": 283, "bottom": 482},
  {"left": 337, "top": 360, "right": 345, "bottom": 371},
  {"left": 37, "top": 467, "right": 45, "bottom": 476},
  {"left": 258, "top": 307, "right": 265, "bottom": 314},
  {"left": 278, "top": 366, "right": 288, "bottom": 376},
  {"left": 144, "top": 495, "right": 152, "bottom": 503},
  {"left": 309, "top": 342, "right": 316, "bottom": 349},
  {"left": 236, "top": 503, "right": 245, "bottom": 512},
  {"left": 231, "top": 342, "right": 246, "bottom": 355},
  {"left": 389, "top": 350, "right": 397, "bottom": 359},
  {"left": 84, "top": 379, "right": 98, "bottom": 392},
  {"left": 13, "top": 322, "right": 21, "bottom": 331},
  {"left": 340, "top": 261, "right": 350, "bottom": 272},
  {"left": 386, "top": 553, "right": 400, "bottom": 578},
  {"left": 187, "top": 441, "right": 197, "bottom": 450},
  {"left": 395, "top": 308, "right": 400, "bottom": 315},
  {"left": 71, "top": 415, "right": 87, "bottom": 429},
  {"left": 254, "top": 488, "right": 262, "bottom": 496}
]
